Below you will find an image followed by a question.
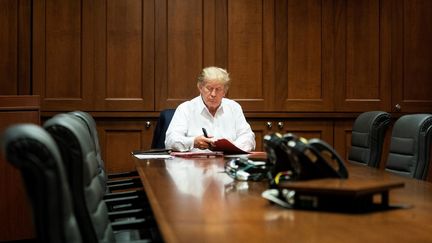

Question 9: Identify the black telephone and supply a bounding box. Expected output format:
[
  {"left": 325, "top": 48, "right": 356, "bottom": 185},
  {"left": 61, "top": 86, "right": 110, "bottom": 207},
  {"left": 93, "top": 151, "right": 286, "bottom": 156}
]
[{"left": 264, "top": 133, "right": 348, "bottom": 182}]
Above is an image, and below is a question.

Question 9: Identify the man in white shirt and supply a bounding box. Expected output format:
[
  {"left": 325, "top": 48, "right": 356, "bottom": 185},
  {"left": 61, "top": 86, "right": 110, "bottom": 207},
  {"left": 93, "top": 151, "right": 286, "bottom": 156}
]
[{"left": 165, "top": 66, "right": 256, "bottom": 152}]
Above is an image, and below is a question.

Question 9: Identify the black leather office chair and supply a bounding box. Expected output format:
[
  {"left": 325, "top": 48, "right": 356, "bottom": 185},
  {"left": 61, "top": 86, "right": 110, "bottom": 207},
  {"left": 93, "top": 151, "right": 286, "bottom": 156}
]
[
  {"left": 68, "top": 111, "right": 142, "bottom": 192},
  {"left": 385, "top": 114, "right": 432, "bottom": 180},
  {"left": 43, "top": 114, "right": 155, "bottom": 242},
  {"left": 1, "top": 124, "right": 82, "bottom": 243},
  {"left": 151, "top": 109, "right": 176, "bottom": 149},
  {"left": 348, "top": 111, "right": 391, "bottom": 168},
  {"left": 67, "top": 111, "right": 150, "bottom": 213}
]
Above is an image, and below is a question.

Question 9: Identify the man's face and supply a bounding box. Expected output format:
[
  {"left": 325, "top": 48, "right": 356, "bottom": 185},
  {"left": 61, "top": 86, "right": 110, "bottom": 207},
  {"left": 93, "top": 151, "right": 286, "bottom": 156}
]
[{"left": 198, "top": 80, "right": 226, "bottom": 111}]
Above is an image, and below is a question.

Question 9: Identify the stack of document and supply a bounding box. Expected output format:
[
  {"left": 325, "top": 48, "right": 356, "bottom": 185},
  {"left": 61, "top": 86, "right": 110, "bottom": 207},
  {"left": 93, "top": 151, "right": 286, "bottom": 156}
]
[
  {"left": 132, "top": 149, "right": 173, "bottom": 159},
  {"left": 170, "top": 151, "right": 223, "bottom": 158}
]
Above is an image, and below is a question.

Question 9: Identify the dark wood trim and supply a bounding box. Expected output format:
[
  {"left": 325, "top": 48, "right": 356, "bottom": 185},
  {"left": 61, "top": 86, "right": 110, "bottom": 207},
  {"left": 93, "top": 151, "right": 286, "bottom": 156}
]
[
  {"left": 18, "top": 0, "right": 32, "bottom": 95},
  {"left": 0, "top": 95, "right": 40, "bottom": 111},
  {"left": 40, "top": 111, "right": 420, "bottom": 119}
]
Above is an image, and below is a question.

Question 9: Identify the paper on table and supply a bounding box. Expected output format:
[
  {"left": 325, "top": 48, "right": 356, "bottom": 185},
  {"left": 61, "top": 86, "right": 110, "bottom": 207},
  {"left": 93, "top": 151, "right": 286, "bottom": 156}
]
[
  {"left": 210, "top": 138, "right": 250, "bottom": 155},
  {"left": 133, "top": 154, "right": 173, "bottom": 159},
  {"left": 132, "top": 148, "right": 171, "bottom": 155}
]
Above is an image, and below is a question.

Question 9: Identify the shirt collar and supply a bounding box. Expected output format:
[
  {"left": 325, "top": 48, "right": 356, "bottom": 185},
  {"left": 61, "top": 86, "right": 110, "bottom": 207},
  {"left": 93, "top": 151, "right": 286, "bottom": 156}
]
[{"left": 198, "top": 95, "right": 225, "bottom": 117}]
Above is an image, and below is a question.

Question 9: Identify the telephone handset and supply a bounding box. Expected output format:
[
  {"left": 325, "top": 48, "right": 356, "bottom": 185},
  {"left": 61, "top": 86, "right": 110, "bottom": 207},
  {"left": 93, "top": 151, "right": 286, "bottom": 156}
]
[
  {"left": 307, "top": 138, "right": 348, "bottom": 178},
  {"left": 264, "top": 133, "right": 348, "bottom": 182}
]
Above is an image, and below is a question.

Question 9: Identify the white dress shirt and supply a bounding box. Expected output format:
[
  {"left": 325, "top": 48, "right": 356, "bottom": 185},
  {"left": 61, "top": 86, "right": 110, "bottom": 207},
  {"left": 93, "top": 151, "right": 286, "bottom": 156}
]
[{"left": 165, "top": 96, "right": 256, "bottom": 152}]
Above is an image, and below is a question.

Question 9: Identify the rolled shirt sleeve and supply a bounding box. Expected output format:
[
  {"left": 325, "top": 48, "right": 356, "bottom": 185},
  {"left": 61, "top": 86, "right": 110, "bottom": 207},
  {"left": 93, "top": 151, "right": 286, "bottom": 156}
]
[{"left": 232, "top": 104, "right": 256, "bottom": 152}]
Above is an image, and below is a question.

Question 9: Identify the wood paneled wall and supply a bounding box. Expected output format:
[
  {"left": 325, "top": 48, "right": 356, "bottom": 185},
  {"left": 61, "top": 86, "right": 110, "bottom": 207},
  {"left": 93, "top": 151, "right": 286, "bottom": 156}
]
[
  {"left": 1, "top": 0, "right": 430, "bottom": 112},
  {"left": 23, "top": 0, "right": 431, "bottom": 113},
  {"left": 1, "top": 2, "right": 432, "bottom": 240},
  {"left": 1, "top": 0, "right": 432, "bottom": 174}
]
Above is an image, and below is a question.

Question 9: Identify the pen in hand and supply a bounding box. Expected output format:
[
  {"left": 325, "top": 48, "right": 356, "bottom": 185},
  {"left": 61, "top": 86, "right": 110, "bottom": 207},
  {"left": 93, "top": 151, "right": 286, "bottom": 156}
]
[
  {"left": 201, "top": 128, "right": 215, "bottom": 149},
  {"left": 202, "top": 128, "right": 209, "bottom": 138}
]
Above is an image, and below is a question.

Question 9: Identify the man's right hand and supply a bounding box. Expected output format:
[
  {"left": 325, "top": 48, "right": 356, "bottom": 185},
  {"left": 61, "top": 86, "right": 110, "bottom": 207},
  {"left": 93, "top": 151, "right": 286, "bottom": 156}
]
[{"left": 194, "top": 135, "right": 215, "bottom": 150}]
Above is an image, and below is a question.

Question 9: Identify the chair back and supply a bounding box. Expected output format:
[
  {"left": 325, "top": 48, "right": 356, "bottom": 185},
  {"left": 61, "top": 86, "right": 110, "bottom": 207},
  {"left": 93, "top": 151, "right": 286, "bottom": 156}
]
[
  {"left": 348, "top": 111, "right": 391, "bottom": 167},
  {"left": 44, "top": 114, "right": 115, "bottom": 242},
  {"left": 151, "top": 109, "right": 176, "bottom": 149},
  {"left": 385, "top": 114, "right": 432, "bottom": 180},
  {"left": 69, "top": 111, "right": 107, "bottom": 191},
  {"left": 1, "top": 124, "right": 82, "bottom": 243}
]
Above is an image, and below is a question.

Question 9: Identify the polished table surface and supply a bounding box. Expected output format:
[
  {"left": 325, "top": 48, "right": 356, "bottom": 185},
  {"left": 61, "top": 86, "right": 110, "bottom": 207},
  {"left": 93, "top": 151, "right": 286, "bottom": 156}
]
[{"left": 135, "top": 157, "right": 432, "bottom": 243}]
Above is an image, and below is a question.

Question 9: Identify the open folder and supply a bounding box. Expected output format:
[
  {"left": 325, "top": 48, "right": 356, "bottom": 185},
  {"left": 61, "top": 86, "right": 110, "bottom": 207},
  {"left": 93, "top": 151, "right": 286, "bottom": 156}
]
[{"left": 210, "top": 138, "right": 250, "bottom": 155}]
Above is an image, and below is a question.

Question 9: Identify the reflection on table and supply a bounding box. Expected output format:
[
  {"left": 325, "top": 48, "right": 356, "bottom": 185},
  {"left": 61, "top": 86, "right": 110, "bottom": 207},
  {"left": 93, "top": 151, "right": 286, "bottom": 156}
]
[{"left": 135, "top": 157, "right": 432, "bottom": 243}]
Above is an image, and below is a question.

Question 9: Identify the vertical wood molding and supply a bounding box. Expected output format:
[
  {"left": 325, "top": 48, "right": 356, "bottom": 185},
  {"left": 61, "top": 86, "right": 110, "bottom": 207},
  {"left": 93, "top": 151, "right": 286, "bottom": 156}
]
[
  {"left": 333, "top": 119, "right": 354, "bottom": 163},
  {"left": 0, "top": 0, "right": 32, "bottom": 95},
  {"left": 18, "top": 0, "right": 32, "bottom": 94},
  {"left": 0, "top": 0, "right": 18, "bottom": 95},
  {"left": 214, "top": 0, "right": 228, "bottom": 68}
]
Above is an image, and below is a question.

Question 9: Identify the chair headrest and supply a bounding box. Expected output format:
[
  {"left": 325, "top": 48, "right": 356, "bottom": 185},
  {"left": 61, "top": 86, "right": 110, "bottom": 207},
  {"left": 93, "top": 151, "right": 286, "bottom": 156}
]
[{"left": 1, "top": 124, "right": 82, "bottom": 243}]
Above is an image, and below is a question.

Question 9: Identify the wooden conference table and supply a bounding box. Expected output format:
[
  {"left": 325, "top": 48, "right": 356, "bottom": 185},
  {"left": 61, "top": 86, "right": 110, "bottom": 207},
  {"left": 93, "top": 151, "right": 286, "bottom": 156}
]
[{"left": 135, "top": 156, "right": 432, "bottom": 243}]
